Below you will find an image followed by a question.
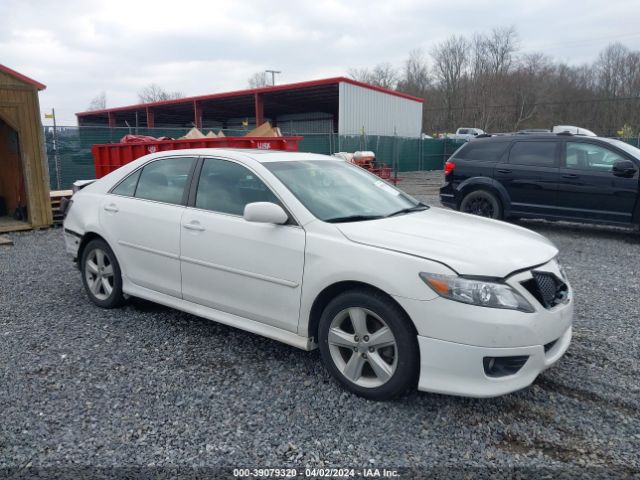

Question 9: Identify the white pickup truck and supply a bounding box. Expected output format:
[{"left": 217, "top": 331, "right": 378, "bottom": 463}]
[{"left": 447, "top": 128, "right": 485, "bottom": 140}]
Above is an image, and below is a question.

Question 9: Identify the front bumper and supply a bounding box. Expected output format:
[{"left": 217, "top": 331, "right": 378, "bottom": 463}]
[
  {"left": 394, "top": 258, "right": 573, "bottom": 397},
  {"left": 416, "top": 325, "right": 571, "bottom": 397}
]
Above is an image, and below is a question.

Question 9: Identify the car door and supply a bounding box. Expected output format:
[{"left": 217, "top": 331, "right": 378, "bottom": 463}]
[
  {"left": 100, "top": 156, "right": 196, "bottom": 298},
  {"left": 494, "top": 140, "right": 560, "bottom": 215},
  {"left": 556, "top": 140, "right": 639, "bottom": 223},
  {"left": 180, "top": 157, "right": 306, "bottom": 333}
]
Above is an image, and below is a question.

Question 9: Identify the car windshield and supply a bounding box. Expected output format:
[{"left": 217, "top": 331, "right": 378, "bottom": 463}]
[
  {"left": 264, "top": 160, "right": 426, "bottom": 222},
  {"left": 599, "top": 138, "right": 640, "bottom": 159}
]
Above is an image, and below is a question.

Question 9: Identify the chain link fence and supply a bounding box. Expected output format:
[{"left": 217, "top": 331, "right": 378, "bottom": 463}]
[
  {"left": 44, "top": 126, "right": 467, "bottom": 190},
  {"left": 44, "top": 126, "right": 640, "bottom": 191}
]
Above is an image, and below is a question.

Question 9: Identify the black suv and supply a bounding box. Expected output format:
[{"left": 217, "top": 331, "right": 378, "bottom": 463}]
[{"left": 439, "top": 134, "right": 640, "bottom": 228}]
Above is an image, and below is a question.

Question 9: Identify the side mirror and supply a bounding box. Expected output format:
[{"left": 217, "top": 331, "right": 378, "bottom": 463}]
[
  {"left": 612, "top": 159, "right": 637, "bottom": 178},
  {"left": 243, "top": 202, "right": 288, "bottom": 225}
]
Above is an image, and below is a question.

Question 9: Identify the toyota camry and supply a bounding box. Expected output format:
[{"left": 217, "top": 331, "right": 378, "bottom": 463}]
[{"left": 63, "top": 149, "right": 573, "bottom": 400}]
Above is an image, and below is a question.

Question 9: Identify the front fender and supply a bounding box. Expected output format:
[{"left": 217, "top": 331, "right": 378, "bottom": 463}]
[{"left": 297, "top": 226, "right": 455, "bottom": 337}]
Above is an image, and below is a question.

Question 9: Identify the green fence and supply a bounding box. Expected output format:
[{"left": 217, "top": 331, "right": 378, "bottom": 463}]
[{"left": 44, "top": 126, "right": 466, "bottom": 190}]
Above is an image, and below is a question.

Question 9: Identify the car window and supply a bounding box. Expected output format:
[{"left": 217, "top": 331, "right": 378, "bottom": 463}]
[
  {"left": 509, "top": 141, "right": 557, "bottom": 166},
  {"left": 566, "top": 142, "right": 624, "bottom": 172},
  {"left": 458, "top": 129, "right": 469, "bottom": 134},
  {"left": 112, "top": 169, "right": 141, "bottom": 196},
  {"left": 195, "top": 158, "right": 279, "bottom": 216},
  {"left": 454, "top": 141, "right": 508, "bottom": 162},
  {"left": 134, "top": 157, "right": 194, "bottom": 204}
]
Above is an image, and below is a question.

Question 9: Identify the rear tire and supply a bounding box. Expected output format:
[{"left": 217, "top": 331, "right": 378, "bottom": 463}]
[
  {"left": 318, "top": 289, "right": 419, "bottom": 401},
  {"left": 460, "top": 189, "right": 502, "bottom": 219},
  {"left": 81, "top": 239, "right": 125, "bottom": 309}
]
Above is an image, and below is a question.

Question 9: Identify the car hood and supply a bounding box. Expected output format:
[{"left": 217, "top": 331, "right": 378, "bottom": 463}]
[{"left": 336, "top": 207, "right": 558, "bottom": 278}]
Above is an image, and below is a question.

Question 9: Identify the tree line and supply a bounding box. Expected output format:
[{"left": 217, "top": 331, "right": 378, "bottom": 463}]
[
  {"left": 86, "top": 84, "right": 184, "bottom": 111},
  {"left": 349, "top": 27, "right": 640, "bottom": 137}
]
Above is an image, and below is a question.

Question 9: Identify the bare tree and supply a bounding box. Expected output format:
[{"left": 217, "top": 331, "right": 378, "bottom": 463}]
[
  {"left": 431, "top": 35, "right": 469, "bottom": 130},
  {"left": 348, "top": 67, "right": 374, "bottom": 84},
  {"left": 510, "top": 53, "right": 551, "bottom": 130},
  {"left": 397, "top": 49, "right": 431, "bottom": 97},
  {"left": 486, "top": 26, "right": 518, "bottom": 75},
  {"left": 248, "top": 72, "right": 270, "bottom": 88},
  {"left": 349, "top": 63, "right": 399, "bottom": 89},
  {"left": 87, "top": 91, "right": 106, "bottom": 111},
  {"left": 138, "top": 84, "right": 184, "bottom": 103}
]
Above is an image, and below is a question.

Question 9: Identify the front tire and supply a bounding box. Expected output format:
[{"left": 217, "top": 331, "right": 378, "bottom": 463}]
[
  {"left": 460, "top": 189, "right": 502, "bottom": 219},
  {"left": 81, "top": 239, "right": 125, "bottom": 309},
  {"left": 318, "top": 289, "right": 419, "bottom": 400}
]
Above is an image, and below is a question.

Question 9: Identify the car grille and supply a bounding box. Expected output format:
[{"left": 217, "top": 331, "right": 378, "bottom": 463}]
[{"left": 521, "top": 271, "right": 568, "bottom": 309}]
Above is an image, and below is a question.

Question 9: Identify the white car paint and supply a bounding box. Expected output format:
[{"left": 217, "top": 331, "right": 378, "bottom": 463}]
[
  {"left": 552, "top": 125, "right": 597, "bottom": 136},
  {"left": 64, "top": 149, "right": 573, "bottom": 398},
  {"left": 447, "top": 127, "right": 485, "bottom": 140}
]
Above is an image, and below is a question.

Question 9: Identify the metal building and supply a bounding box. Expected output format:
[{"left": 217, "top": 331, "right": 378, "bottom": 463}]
[{"left": 76, "top": 77, "right": 423, "bottom": 137}]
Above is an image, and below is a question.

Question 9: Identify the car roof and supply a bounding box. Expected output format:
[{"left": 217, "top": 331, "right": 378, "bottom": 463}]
[
  {"left": 147, "top": 148, "right": 337, "bottom": 163},
  {"left": 468, "top": 134, "right": 606, "bottom": 143}
]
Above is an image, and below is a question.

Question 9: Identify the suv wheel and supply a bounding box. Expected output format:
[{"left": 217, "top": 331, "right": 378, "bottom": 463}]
[
  {"left": 318, "top": 289, "right": 419, "bottom": 400},
  {"left": 81, "top": 239, "right": 126, "bottom": 309},
  {"left": 460, "top": 189, "right": 502, "bottom": 219}
]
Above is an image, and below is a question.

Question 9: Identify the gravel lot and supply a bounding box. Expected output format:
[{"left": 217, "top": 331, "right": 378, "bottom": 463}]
[{"left": 1, "top": 171, "right": 639, "bottom": 478}]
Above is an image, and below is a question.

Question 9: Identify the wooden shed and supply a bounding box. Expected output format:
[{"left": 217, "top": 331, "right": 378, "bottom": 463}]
[{"left": 0, "top": 64, "right": 52, "bottom": 232}]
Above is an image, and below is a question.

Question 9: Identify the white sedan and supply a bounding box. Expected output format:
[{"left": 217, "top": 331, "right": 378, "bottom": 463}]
[{"left": 63, "top": 149, "right": 573, "bottom": 400}]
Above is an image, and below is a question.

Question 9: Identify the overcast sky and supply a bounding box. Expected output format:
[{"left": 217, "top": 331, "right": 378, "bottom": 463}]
[{"left": 2, "top": 0, "right": 639, "bottom": 125}]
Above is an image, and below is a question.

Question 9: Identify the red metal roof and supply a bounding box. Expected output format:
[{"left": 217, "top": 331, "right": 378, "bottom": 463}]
[
  {"left": 0, "top": 64, "right": 46, "bottom": 90},
  {"left": 76, "top": 77, "right": 423, "bottom": 117}
]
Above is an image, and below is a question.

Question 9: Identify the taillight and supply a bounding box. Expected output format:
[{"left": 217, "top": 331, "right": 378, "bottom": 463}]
[{"left": 444, "top": 161, "right": 456, "bottom": 175}]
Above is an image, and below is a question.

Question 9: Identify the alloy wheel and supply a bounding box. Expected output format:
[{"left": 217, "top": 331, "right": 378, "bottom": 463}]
[
  {"left": 464, "top": 197, "right": 494, "bottom": 217},
  {"left": 327, "top": 307, "right": 398, "bottom": 388},
  {"left": 84, "top": 248, "right": 115, "bottom": 301}
]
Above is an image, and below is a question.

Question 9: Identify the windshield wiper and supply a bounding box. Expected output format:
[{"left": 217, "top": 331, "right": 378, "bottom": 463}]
[
  {"left": 385, "top": 203, "right": 429, "bottom": 218},
  {"left": 324, "top": 214, "right": 385, "bottom": 223}
]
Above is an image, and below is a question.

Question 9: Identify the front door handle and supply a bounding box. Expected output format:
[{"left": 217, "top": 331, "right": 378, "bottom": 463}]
[
  {"left": 562, "top": 173, "right": 579, "bottom": 179},
  {"left": 183, "top": 222, "right": 205, "bottom": 232},
  {"left": 497, "top": 169, "right": 512, "bottom": 174},
  {"left": 103, "top": 204, "right": 119, "bottom": 213}
]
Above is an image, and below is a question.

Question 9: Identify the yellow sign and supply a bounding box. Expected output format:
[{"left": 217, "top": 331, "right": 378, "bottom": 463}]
[{"left": 44, "top": 113, "right": 54, "bottom": 119}]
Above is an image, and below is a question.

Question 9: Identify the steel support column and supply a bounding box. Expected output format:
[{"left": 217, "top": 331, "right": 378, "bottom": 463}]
[
  {"left": 146, "top": 108, "right": 155, "bottom": 128},
  {"left": 254, "top": 93, "right": 264, "bottom": 126},
  {"left": 194, "top": 101, "right": 202, "bottom": 129}
]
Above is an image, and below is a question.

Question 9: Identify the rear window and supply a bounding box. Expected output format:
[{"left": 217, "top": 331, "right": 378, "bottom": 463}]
[
  {"left": 509, "top": 141, "right": 557, "bottom": 166},
  {"left": 454, "top": 141, "right": 508, "bottom": 162}
]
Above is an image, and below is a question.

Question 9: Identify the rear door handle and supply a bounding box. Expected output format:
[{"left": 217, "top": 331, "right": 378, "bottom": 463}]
[
  {"left": 497, "top": 169, "right": 512, "bottom": 174},
  {"left": 183, "top": 222, "right": 205, "bottom": 232},
  {"left": 562, "top": 173, "right": 579, "bottom": 179},
  {"left": 103, "top": 204, "right": 119, "bottom": 213}
]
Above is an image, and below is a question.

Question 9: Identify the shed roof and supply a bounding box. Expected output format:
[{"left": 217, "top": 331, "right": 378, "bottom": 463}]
[
  {"left": 76, "top": 77, "right": 423, "bottom": 118},
  {"left": 0, "top": 64, "right": 46, "bottom": 90}
]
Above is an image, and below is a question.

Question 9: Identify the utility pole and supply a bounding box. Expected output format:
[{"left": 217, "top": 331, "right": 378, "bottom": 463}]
[
  {"left": 265, "top": 69, "right": 281, "bottom": 86},
  {"left": 45, "top": 109, "right": 61, "bottom": 190}
]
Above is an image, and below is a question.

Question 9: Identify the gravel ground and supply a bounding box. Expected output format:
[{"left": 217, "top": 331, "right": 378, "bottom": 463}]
[{"left": 1, "top": 171, "right": 639, "bottom": 478}]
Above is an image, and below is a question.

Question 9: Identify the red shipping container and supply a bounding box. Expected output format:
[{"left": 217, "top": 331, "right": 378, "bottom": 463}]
[{"left": 91, "top": 136, "right": 303, "bottom": 178}]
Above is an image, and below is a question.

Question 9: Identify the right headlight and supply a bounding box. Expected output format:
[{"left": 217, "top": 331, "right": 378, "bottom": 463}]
[{"left": 419, "top": 272, "right": 535, "bottom": 313}]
